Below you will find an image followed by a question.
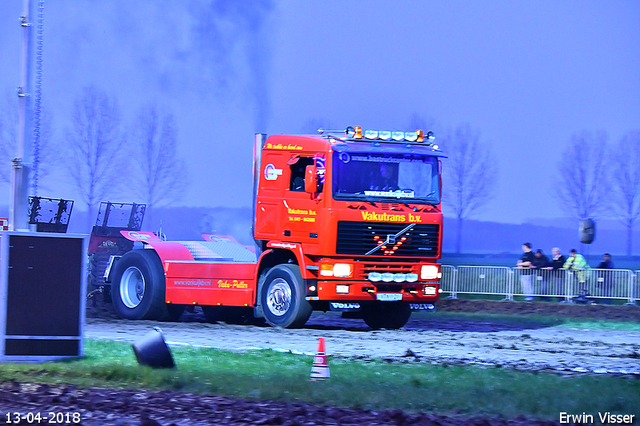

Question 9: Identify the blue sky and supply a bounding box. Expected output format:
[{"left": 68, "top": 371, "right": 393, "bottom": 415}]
[{"left": 1, "top": 0, "right": 639, "bottom": 224}]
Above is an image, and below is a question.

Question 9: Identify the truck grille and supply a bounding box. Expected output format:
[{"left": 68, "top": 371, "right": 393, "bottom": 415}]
[
  {"left": 356, "top": 263, "right": 419, "bottom": 280},
  {"left": 336, "top": 221, "right": 439, "bottom": 257}
]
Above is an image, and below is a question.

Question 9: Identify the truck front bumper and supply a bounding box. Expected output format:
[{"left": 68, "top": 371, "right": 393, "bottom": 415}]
[{"left": 306, "top": 280, "right": 440, "bottom": 302}]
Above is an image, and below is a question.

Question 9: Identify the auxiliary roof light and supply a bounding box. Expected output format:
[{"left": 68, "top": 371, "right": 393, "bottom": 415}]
[
  {"left": 404, "top": 131, "right": 418, "bottom": 142},
  {"left": 378, "top": 130, "right": 392, "bottom": 140},
  {"left": 392, "top": 131, "right": 405, "bottom": 141},
  {"left": 364, "top": 129, "right": 379, "bottom": 139}
]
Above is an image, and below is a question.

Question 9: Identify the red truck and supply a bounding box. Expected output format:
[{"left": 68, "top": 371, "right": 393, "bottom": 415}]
[{"left": 105, "top": 126, "right": 445, "bottom": 329}]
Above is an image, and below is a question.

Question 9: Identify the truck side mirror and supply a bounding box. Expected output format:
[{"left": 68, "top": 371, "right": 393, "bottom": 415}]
[{"left": 305, "top": 165, "right": 318, "bottom": 193}]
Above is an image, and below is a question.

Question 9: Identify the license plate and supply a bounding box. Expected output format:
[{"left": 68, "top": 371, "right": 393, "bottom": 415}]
[{"left": 376, "top": 293, "right": 403, "bottom": 301}]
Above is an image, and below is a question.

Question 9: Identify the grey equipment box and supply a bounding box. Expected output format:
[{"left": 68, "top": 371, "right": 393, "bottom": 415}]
[{"left": 0, "top": 232, "right": 87, "bottom": 362}]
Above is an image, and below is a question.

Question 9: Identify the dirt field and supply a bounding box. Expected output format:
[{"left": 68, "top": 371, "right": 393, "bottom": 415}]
[
  {"left": 1, "top": 299, "right": 638, "bottom": 425},
  {"left": 82, "top": 299, "right": 640, "bottom": 376}
]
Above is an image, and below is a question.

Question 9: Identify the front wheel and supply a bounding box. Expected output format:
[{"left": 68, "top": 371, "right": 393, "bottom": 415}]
[
  {"left": 260, "top": 264, "right": 312, "bottom": 328},
  {"left": 111, "top": 249, "right": 172, "bottom": 321},
  {"left": 362, "top": 302, "right": 411, "bottom": 330}
]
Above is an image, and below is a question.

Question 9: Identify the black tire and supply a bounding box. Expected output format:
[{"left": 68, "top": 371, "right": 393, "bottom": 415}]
[
  {"left": 362, "top": 302, "right": 411, "bottom": 330},
  {"left": 260, "top": 264, "right": 312, "bottom": 328},
  {"left": 111, "top": 249, "right": 171, "bottom": 320}
]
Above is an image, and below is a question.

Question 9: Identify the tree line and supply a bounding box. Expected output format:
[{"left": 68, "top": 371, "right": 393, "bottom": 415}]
[
  {"left": 444, "top": 127, "right": 640, "bottom": 256},
  {"left": 302, "top": 117, "right": 640, "bottom": 255},
  {"left": 0, "top": 86, "right": 188, "bottom": 229}
]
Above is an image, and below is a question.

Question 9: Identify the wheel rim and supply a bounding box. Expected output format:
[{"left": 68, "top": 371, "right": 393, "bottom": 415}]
[
  {"left": 266, "top": 278, "right": 292, "bottom": 317},
  {"left": 120, "top": 266, "right": 145, "bottom": 309}
]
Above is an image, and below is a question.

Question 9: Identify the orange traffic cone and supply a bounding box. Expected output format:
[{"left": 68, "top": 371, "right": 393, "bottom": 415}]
[{"left": 310, "top": 337, "right": 330, "bottom": 381}]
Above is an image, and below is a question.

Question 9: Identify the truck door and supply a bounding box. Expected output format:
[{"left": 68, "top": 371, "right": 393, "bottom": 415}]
[{"left": 284, "top": 154, "right": 324, "bottom": 246}]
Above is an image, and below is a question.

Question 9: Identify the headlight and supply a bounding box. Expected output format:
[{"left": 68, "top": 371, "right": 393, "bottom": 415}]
[
  {"left": 320, "top": 264, "right": 334, "bottom": 277},
  {"left": 333, "top": 263, "right": 353, "bottom": 278},
  {"left": 421, "top": 265, "right": 439, "bottom": 280},
  {"left": 320, "top": 263, "right": 353, "bottom": 278}
]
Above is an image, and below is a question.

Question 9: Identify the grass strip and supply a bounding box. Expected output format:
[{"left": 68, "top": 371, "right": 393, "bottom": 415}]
[{"left": 0, "top": 339, "right": 638, "bottom": 421}]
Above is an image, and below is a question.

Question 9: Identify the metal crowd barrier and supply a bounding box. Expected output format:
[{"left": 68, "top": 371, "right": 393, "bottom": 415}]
[
  {"left": 455, "top": 266, "right": 513, "bottom": 299},
  {"left": 633, "top": 270, "right": 640, "bottom": 305},
  {"left": 439, "top": 265, "right": 457, "bottom": 298},
  {"left": 440, "top": 265, "right": 639, "bottom": 305}
]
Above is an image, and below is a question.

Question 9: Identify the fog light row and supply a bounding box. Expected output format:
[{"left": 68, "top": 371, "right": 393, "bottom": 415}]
[{"left": 368, "top": 272, "right": 418, "bottom": 283}]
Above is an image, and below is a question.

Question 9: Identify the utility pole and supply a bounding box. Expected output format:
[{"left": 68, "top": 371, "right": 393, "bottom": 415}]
[{"left": 11, "top": 0, "right": 36, "bottom": 231}]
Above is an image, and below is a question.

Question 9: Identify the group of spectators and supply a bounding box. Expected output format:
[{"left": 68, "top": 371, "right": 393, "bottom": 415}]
[{"left": 516, "top": 242, "right": 615, "bottom": 303}]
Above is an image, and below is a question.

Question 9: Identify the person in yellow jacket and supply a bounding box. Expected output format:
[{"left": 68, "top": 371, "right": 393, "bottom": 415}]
[{"left": 563, "top": 248, "right": 590, "bottom": 301}]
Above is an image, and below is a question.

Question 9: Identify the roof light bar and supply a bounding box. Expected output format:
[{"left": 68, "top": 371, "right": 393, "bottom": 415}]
[{"left": 341, "top": 126, "right": 437, "bottom": 144}]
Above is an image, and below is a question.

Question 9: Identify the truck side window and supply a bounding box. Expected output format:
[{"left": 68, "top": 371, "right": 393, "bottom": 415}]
[{"left": 289, "top": 157, "right": 314, "bottom": 191}]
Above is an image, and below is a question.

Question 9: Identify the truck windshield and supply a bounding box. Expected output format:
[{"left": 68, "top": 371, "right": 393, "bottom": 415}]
[{"left": 332, "top": 151, "right": 440, "bottom": 204}]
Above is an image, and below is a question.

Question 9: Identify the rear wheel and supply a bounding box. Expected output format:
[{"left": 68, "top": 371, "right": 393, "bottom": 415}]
[
  {"left": 111, "top": 249, "right": 173, "bottom": 321},
  {"left": 260, "top": 264, "right": 312, "bottom": 328},
  {"left": 362, "top": 302, "right": 411, "bottom": 330}
]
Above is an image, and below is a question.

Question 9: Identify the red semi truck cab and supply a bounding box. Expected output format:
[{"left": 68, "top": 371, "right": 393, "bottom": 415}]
[{"left": 106, "top": 127, "right": 445, "bottom": 329}]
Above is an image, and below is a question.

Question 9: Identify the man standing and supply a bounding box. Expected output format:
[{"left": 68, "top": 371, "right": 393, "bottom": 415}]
[
  {"left": 563, "top": 249, "right": 590, "bottom": 302},
  {"left": 531, "top": 249, "right": 550, "bottom": 299},
  {"left": 517, "top": 243, "right": 536, "bottom": 301},
  {"left": 596, "top": 253, "right": 614, "bottom": 304},
  {"left": 546, "top": 247, "right": 567, "bottom": 302}
]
